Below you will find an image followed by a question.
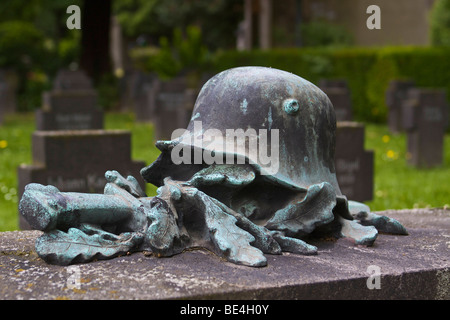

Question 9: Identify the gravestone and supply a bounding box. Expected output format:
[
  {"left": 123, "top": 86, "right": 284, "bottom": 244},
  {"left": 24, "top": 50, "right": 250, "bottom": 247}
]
[
  {"left": 136, "top": 76, "right": 197, "bottom": 141},
  {"left": 386, "top": 80, "right": 416, "bottom": 134},
  {"left": 0, "top": 70, "right": 17, "bottom": 125},
  {"left": 19, "top": 69, "right": 147, "bottom": 229},
  {"left": 36, "top": 69, "right": 103, "bottom": 130},
  {"left": 402, "top": 88, "right": 449, "bottom": 168},
  {"left": 125, "top": 71, "right": 155, "bottom": 114},
  {"left": 319, "top": 79, "right": 353, "bottom": 122},
  {"left": 0, "top": 83, "right": 7, "bottom": 125},
  {"left": 335, "top": 122, "right": 374, "bottom": 202},
  {"left": 134, "top": 73, "right": 158, "bottom": 121},
  {"left": 17, "top": 130, "right": 146, "bottom": 230}
]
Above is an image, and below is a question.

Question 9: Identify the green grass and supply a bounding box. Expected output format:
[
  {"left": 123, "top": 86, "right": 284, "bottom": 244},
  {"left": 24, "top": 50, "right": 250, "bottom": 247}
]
[
  {"left": 0, "top": 113, "right": 35, "bottom": 231},
  {"left": 364, "top": 124, "right": 450, "bottom": 211},
  {"left": 0, "top": 113, "right": 449, "bottom": 231}
]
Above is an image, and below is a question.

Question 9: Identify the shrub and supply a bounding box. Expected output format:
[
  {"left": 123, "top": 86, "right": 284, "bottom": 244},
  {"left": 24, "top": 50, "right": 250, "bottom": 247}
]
[
  {"left": 298, "top": 20, "right": 354, "bottom": 47},
  {"left": 17, "top": 71, "right": 51, "bottom": 112},
  {"left": 146, "top": 25, "right": 211, "bottom": 82},
  {"left": 430, "top": 0, "right": 450, "bottom": 46},
  {"left": 0, "top": 21, "right": 57, "bottom": 111},
  {"left": 0, "top": 21, "right": 47, "bottom": 71}
]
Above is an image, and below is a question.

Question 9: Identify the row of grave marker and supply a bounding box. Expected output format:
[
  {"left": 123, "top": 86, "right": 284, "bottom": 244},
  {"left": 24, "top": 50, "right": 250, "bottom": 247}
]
[
  {"left": 17, "top": 70, "right": 146, "bottom": 229},
  {"left": 386, "top": 80, "right": 449, "bottom": 168},
  {"left": 0, "top": 71, "right": 17, "bottom": 126}
]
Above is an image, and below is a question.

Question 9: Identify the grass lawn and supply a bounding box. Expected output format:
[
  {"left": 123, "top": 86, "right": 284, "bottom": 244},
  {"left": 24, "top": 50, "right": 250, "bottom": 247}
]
[
  {"left": 0, "top": 112, "right": 449, "bottom": 231},
  {"left": 364, "top": 124, "right": 450, "bottom": 211}
]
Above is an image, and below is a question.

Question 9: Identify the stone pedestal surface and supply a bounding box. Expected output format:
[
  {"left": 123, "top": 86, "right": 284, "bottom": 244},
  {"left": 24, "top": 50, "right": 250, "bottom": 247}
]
[{"left": 0, "top": 209, "right": 448, "bottom": 300}]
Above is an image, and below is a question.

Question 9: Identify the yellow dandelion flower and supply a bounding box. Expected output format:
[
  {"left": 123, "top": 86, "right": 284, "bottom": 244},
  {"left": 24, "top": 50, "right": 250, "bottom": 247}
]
[
  {"left": 382, "top": 135, "right": 390, "bottom": 143},
  {"left": 115, "top": 68, "right": 124, "bottom": 78},
  {"left": 0, "top": 140, "right": 8, "bottom": 149},
  {"left": 387, "top": 150, "right": 395, "bottom": 159}
]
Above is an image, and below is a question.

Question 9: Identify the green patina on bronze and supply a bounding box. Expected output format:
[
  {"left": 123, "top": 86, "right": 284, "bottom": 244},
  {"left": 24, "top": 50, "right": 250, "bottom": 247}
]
[{"left": 19, "top": 67, "right": 408, "bottom": 267}]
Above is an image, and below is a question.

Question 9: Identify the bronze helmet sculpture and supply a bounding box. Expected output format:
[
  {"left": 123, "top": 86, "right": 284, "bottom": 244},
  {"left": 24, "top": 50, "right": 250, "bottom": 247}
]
[{"left": 19, "top": 67, "right": 407, "bottom": 267}]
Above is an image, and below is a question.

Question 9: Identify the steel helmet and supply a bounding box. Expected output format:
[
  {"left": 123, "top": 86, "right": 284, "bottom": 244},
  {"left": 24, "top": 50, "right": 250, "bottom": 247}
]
[{"left": 142, "top": 66, "right": 343, "bottom": 198}]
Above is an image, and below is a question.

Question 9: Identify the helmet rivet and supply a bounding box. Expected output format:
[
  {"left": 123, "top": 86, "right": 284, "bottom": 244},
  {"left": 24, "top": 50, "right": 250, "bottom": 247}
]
[{"left": 283, "top": 99, "right": 299, "bottom": 115}]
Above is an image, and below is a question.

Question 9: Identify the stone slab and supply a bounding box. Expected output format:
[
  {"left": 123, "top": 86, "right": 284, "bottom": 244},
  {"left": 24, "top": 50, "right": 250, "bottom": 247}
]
[
  {"left": 0, "top": 70, "right": 17, "bottom": 116},
  {"left": 386, "top": 79, "right": 416, "bottom": 134},
  {"left": 30, "top": 130, "right": 134, "bottom": 169},
  {"left": 36, "top": 69, "right": 103, "bottom": 131},
  {"left": 335, "top": 122, "right": 374, "bottom": 202},
  {"left": 0, "top": 209, "right": 449, "bottom": 300},
  {"left": 17, "top": 130, "right": 147, "bottom": 230},
  {"left": 0, "top": 82, "right": 15, "bottom": 126},
  {"left": 18, "top": 130, "right": 146, "bottom": 196},
  {"left": 319, "top": 79, "right": 353, "bottom": 122},
  {"left": 37, "top": 91, "right": 103, "bottom": 131},
  {"left": 52, "top": 70, "right": 93, "bottom": 91},
  {"left": 402, "top": 89, "right": 449, "bottom": 168}
]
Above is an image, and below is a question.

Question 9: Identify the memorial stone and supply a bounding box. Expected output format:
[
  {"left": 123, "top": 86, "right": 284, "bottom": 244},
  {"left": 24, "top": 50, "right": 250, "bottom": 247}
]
[
  {"left": 134, "top": 74, "right": 158, "bottom": 122},
  {"left": 0, "top": 83, "right": 7, "bottom": 125},
  {"left": 137, "top": 76, "right": 197, "bottom": 140},
  {"left": 402, "top": 88, "right": 449, "bottom": 168},
  {"left": 335, "top": 122, "right": 374, "bottom": 202},
  {"left": 386, "top": 80, "right": 416, "bottom": 134},
  {"left": 127, "top": 71, "right": 155, "bottom": 114},
  {"left": 19, "top": 69, "right": 146, "bottom": 229},
  {"left": 319, "top": 79, "right": 353, "bottom": 122},
  {"left": 36, "top": 69, "right": 103, "bottom": 130},
  {"left": 0, "top": 70, "right": 17, "bottom": 124},
  {"left": 17, "top": 130, "right": 146, "bottom": 229}
]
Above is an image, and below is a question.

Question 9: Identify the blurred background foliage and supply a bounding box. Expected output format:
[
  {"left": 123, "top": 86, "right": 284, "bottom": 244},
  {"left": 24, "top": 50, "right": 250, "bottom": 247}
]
[
  {"left": 114, "top": 0, "right": 242, "bottom": 50},
  {"left": 430, "top": 0, "right": 450, "bottom": 46},
  {"left": 0, "top": 0, "right": 81, "bottom": 110},
  {"left": 1, "top": 0, "right": 449, "bottom": 121},
  {"left": 1, "top": 0, "right": 450, "bottom": 120}
]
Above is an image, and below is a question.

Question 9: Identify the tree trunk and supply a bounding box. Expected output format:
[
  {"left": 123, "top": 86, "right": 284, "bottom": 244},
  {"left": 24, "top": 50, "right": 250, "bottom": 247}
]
[{"left": 80, "top": 0, "right": 112, "bottom": 83}]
